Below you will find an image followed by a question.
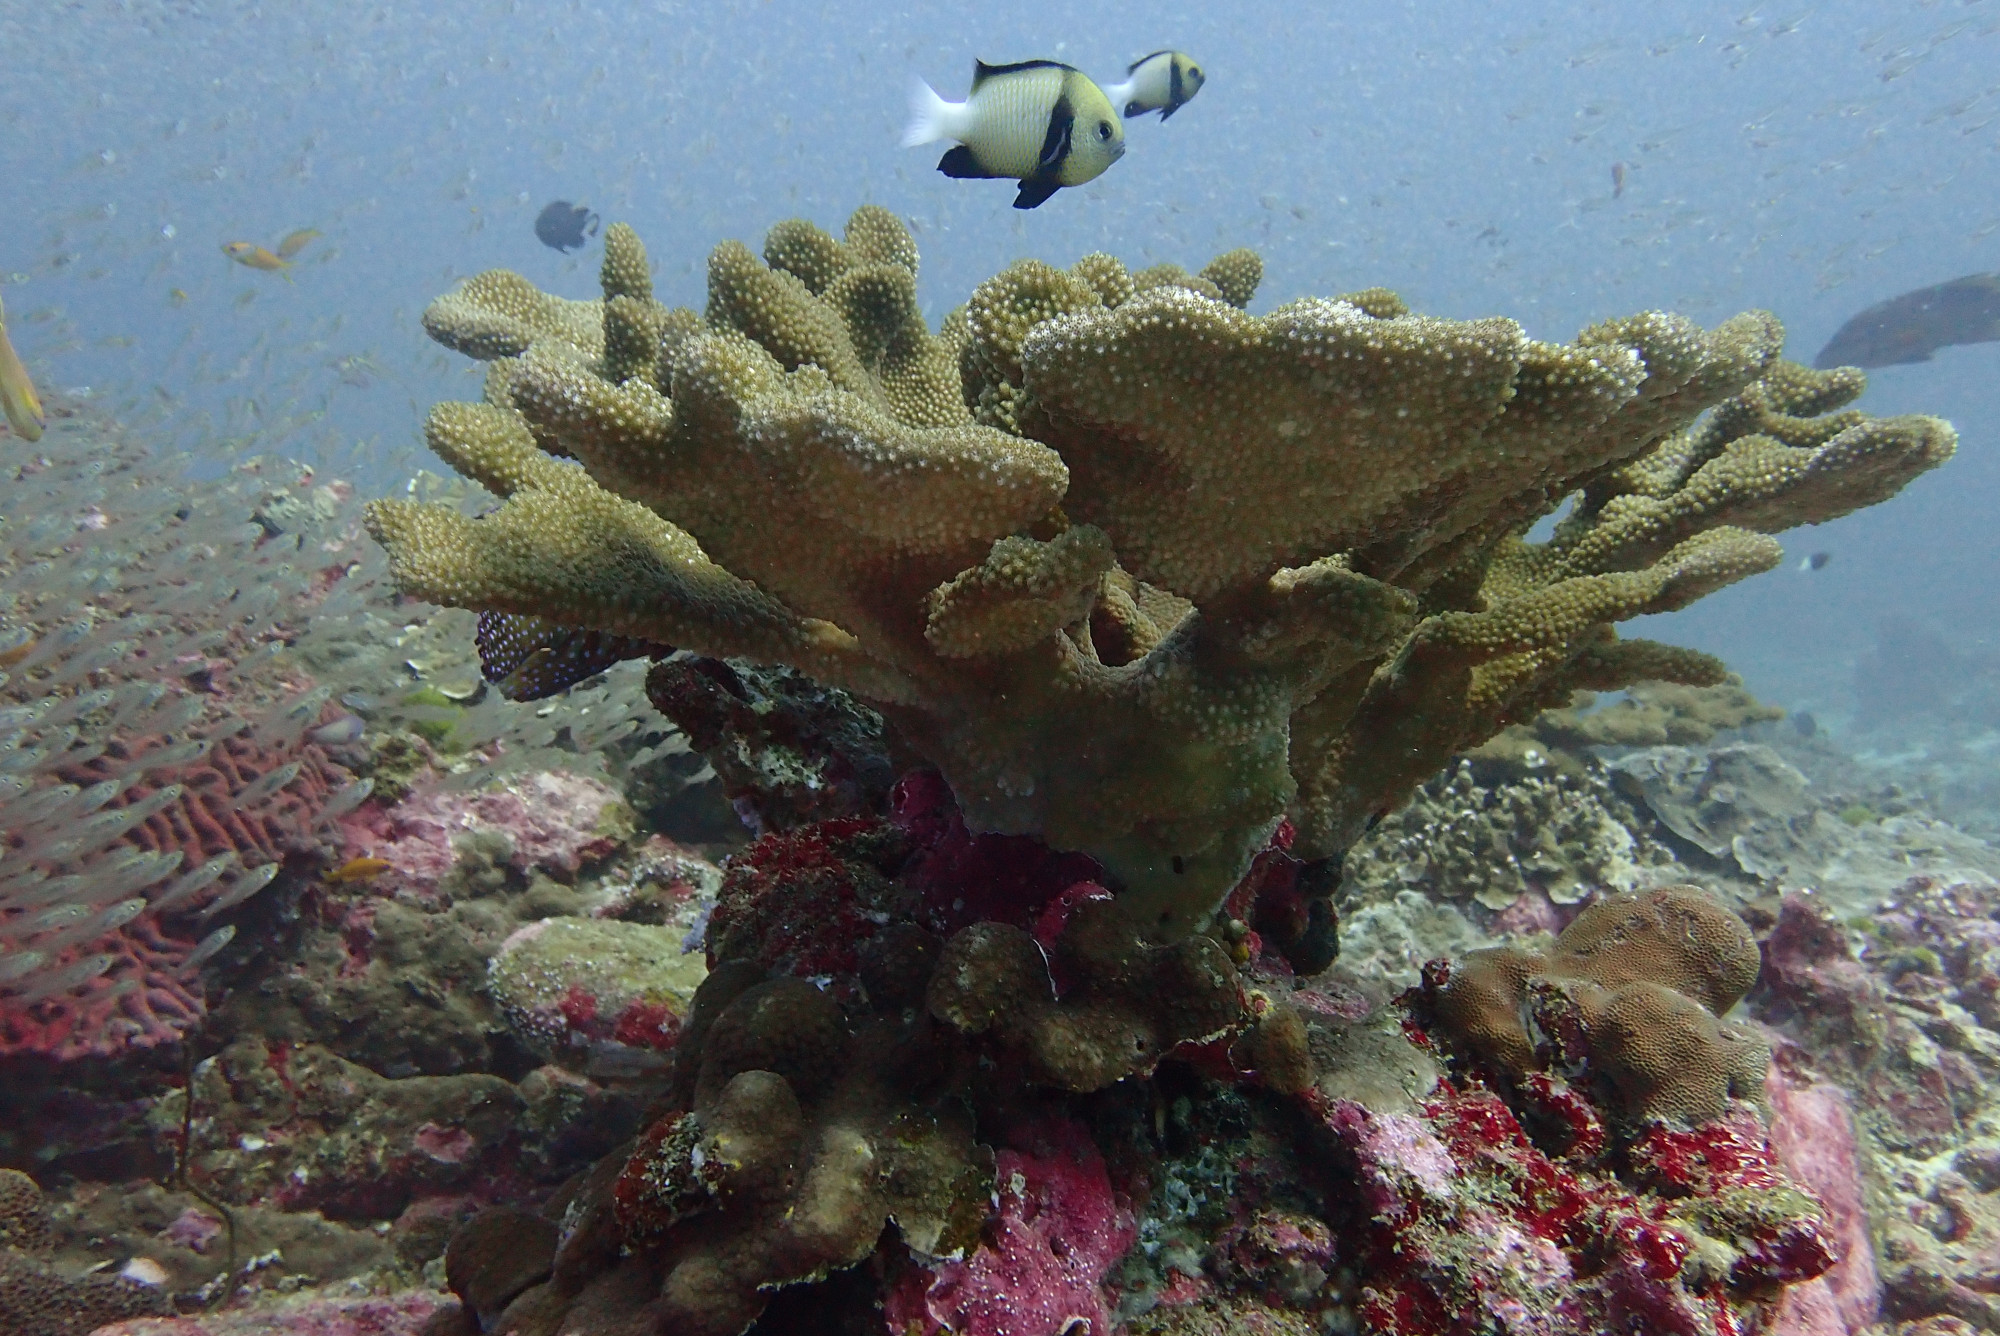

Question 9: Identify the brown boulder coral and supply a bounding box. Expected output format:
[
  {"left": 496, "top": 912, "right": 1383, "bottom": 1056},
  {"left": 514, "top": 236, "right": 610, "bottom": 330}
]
[
  {"left": 470, "top": 965, "right": 989, "bottom": 1336},
  {"left": 0, "top": 1168, "right": 171, "bottom": 1336},
  {"left": 365, "top": 206, "right": 1952, "bottom": 945},
  {"left": 1418, "top": 884, "right": 1770, "bottom": 1124}
]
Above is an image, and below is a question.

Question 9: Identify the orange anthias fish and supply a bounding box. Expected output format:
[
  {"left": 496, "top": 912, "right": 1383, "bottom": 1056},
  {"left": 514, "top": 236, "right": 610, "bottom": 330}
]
[
  {"left": 222, "top": 241, "right": 293, "bottom": 280},
  {"left": 327, "top": 856, "right": 393, "bottom": 883},
  {"left": 275, "top": 228, "right": 321, "bottom": 259},
  {"left": 0, "top": 292, "right": 46, "bottom": 442}
]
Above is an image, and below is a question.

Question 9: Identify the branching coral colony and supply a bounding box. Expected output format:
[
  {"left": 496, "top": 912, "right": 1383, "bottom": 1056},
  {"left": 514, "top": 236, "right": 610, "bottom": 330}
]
[{"left": 366, "top": 205, "right": 1952, "bottom": 949}]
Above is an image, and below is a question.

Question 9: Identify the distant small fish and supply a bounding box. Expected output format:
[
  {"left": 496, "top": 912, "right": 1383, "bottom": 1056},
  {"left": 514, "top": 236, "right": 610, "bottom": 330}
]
[
  {"left": 1799, "top": 551, "right": 1832, "bottom": 571},
  {"left": 0, "top": 292, "right": 46, "bottom": 442},
  {"left": 905, "top": 59, "right": 1127, "bottom": 209},
  {"left": 1815, "top": 272, "right": 2000, "bottom": 369},
  {"left": 1790, "top": 710, "right": 1817, "bottom": 739},
  {"left": 275, "top": 228, "right": 321, "bottom": 259},
  {"left": 1611, "top": 160, "right": 1628, "bottom": 198},
  {"left": 222, "top": 241, "right": 293, "bottom": 281},
  {"left": 1101, "top": 50, "right": 1206, "bottom": 121},
  {"left": 311, "top": 714, "right": 366, "bottom": 745},
  {"left": 326, "top": 856, "right": 392, "bottom": 884},
  {"left": 535, "top": 200, "right": 600, "bottom": 253},
  {"left": 168, "top": 288, "right": 189, "bottom": 307}
]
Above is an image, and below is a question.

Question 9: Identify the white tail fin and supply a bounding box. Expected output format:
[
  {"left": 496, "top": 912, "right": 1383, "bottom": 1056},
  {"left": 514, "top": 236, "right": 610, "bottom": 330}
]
[
  {"left": 902, "top": 78, "right": 957, "bottom": 148},
  {"left": 1099, "top": 78, "right": 1135, "bottom": 116}
]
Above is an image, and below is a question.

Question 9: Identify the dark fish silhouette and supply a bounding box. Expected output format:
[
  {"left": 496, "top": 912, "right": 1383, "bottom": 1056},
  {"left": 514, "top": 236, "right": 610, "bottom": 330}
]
[
  {"left": 1814, "top": 272, "right": 2000, "bottom": 369},
  {"left": 534, "top": 200, "right": 601, "bottom": 253},
  {"left": 476, "top": 611, "right": 665, "bottom": 701}
]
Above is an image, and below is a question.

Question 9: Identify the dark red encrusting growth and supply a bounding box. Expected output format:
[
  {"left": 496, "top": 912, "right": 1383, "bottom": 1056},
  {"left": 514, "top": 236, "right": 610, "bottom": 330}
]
[
  {"left": 705, "top": 769, "right": 1329, "bottom": 1009},
  {"left": 1515, "top": 1071, "right": 1608, "bottom": 1161},
  {"left": 1320, "top": 1088, "right": 1712, "bottom": 1336},
  {"left": 610, "top": 999, "right": 681, "bottom": 1052},
  {"left": 1628, "top": 1107, "right": 1787, "bottom": 1198},
  {"left": 556, "top": 984, "right": 598, "bottom": 1031},
  {"left": 890, "top": 769, "right": 1105, "bottom": 940},
  {"left": 1304, "top": 1029, "right": 1840, "bottom": 1336},
  {"left": 702, "top": 771, "right": 1119, "bottom": 1003},
  {"left": 612, "top": 1112, "right": 702, "bottom": 1245},
  {"left": 702, "top": 815, "right": 899, "bottom": 987},
  {"left": 1224, "top": 818, "right": 1334, "bottom": 977}
]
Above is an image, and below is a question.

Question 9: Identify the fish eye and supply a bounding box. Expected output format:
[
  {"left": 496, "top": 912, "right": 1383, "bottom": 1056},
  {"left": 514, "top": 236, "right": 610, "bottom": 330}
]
[
  {"left": 1190, "top": 66, "right": 1202, "bottom": 79},
  {"left": 1098, "top": 121, "right": 1113, "bottom": 140}
]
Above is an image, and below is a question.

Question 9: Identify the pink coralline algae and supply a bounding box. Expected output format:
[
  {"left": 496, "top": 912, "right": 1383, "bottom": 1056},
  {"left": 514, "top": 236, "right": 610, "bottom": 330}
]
[
  {"left": 1764, "top": 1066, "right": 1879, "bottom": 1333},
  {"left": 87, "top": 1289, "right": 446, "bottom": 1336},
  {"left": 1311, "top": 1079, "right": 1836, "bottom": 1336},
  {"left": 345, "top": 769, "right": 629, "bottom": 892},
  {"left": 1747, "top": 881, "right": 2000, "bottom": 1331},
  {"left": 885, "top": 1118, "right": 1137, "bottom": 1336}
]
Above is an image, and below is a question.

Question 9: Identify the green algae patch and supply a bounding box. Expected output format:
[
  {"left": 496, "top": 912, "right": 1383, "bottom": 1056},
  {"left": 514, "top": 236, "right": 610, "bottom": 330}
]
[{"left": 488, "top": 916, "right": 707, "bottom": 1063}]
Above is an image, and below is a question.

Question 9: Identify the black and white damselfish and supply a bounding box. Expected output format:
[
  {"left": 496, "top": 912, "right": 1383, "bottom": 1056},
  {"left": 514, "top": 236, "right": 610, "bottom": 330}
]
[
  {"left": 1101, "top": 50, "right": 1206, "bottom": 120},
  {"left": 903, "top": 59, "right": 1127, "bottom": 209}
]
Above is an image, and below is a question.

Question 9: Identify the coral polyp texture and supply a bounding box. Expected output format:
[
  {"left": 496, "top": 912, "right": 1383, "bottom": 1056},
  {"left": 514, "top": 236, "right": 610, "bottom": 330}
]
[
  {"left": 1417, "top": 884, "right": 1770, "bottom": 1125},
  {"left": 365, "top": 206, "right": 1953, "bottom": 943}
]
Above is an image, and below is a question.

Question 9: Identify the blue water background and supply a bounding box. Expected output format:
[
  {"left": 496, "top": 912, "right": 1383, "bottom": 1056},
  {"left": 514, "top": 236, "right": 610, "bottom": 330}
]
[{"left": 2, "top": 0, "right": 1993, "bottom": 724}]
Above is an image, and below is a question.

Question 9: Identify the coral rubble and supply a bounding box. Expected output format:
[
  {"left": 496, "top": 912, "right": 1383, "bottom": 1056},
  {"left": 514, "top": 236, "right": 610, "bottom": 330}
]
[
  {"left": 365, "top": 206, "right": 1953, "bottom": 946},
  {"left": 1751, "top": 880, "right": 2000, "bottom": 1331}
]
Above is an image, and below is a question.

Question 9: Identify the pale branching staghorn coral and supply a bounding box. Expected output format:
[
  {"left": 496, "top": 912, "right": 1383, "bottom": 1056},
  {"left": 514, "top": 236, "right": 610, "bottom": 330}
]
[{"left": 367, "top": 208, "right": 1953, "bottom": 946}]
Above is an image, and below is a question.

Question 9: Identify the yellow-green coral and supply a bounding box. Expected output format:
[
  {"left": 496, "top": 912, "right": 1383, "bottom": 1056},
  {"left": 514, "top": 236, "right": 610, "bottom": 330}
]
[{"left": 367, "top": 207, "right": 1954, "bottom": 945}]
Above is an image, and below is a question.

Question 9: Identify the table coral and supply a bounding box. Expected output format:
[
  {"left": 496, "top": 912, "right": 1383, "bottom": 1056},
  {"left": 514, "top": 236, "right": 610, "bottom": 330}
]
[{"left": 365, "top": 205, "right": 1954, "bottom": 948}]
